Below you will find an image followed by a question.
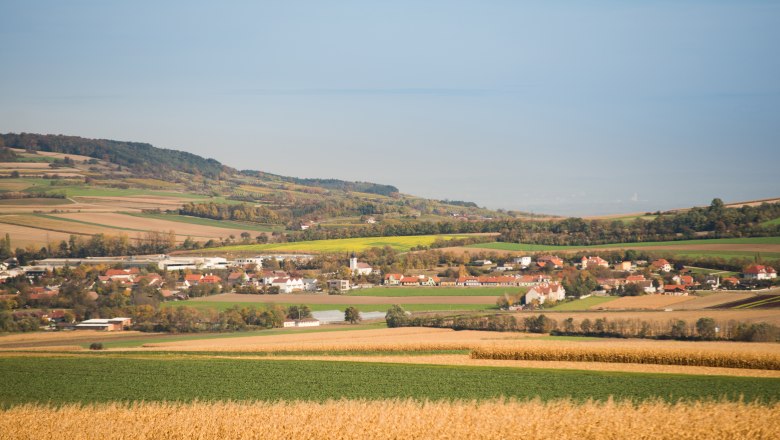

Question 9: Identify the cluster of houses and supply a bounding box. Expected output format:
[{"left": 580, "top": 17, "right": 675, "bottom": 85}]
[{"left": 383, "top": 273, "right": 552, "bottom": 287}]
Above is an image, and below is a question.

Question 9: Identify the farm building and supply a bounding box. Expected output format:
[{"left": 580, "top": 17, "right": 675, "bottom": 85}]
[
  {"left": 651, "top": 259, "right": 672, "bottom": 272},
  {"left": 75, "top": 317, "right": 132, "bottom": 331},
  {"left": 283, "top": 318, "right": 320, "bottom": 328},
  {"left": 581, "top": 256, "right": 609, "bottom": 269}
]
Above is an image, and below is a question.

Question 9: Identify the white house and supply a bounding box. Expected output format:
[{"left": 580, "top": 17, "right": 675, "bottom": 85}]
[
  {"left": 524, "top": 283, "right": 566, "bottom": 305},
  {"left": 233, "top": 257, "right": 263, "bottom": 268},
  {"left": 495, "top": 263, "right": 515, "bottom": 271},
  {"left": 271, "top": 277, "right": 304, "bottom": 293},
  {"left": 384, "top": 273, "right": 403, "bottom": 285},
  {"left": 349, "top": 256, "right": 373, "bottom": 276},
  {"left": 743, "top": 265, "right": 777, "bottom": 280},
  {"left": 581, "top": 256, "right": 609, "bottom": 269},
  {"left": 512, "top": 256, "right": 532, "bottom": 268},
  {"left": 651, "top": 259, "right": 672, "bottom": 273},
  {"left": 302, "top": 278, "right": 319, "bottom": 291}
]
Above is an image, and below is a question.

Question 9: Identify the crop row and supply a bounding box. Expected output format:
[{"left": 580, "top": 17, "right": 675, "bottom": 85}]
[{"left": 470, "top": 346, "right": 780, "bottom": 370}]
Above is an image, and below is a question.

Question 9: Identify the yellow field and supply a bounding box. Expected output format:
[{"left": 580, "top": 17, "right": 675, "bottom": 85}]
[
  {"left": 211, "top": 234, "right": 479, "bottom": 253},
  {"left": 0, "top": 223, "right": 73, "bottom": 248},
  {"left": 1, "top": 399, "right": 777, "bottom": 440}
]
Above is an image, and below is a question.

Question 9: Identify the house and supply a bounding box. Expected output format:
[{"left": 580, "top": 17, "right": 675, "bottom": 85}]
[
  {"left": 271, "top": 278, "right": 304, "bottom": 293},
  {"left": 457, "top": 276, "right": 481, "bottom": 286},
  {"left": 302, "top": 278, "right": 319, "bottom": 291},
  {"left": 537, "top": 255, "right": 564, "bottom": 269},
  {"left": 401, "top": 276, "right": 421, "bottom": 286},
  {"left": 200, "top": 274, "right": 222, "bottom": 285},
  {"left": 743, "top": 265, "right": 777, "bottom": 280},
  {"left": 524, "top": 283, "right": 566, "bottom": 305},
  {"left": 184, "top": 274, "right": 203, "bottom": 285},
  {"left": 105, "top": 268, "right": 140, "bottom": 281},
  {"left": 704, "top": 275, "right": 720, "bottom": 289},
  {"left": 75, "top": 317, "right": 132, "bottom": 331},
  {"left": 625, "top": 275, "right": 646, "bottom": 283},
  {"left": 135, "top": 273, "right": 162, "bottom": 287},
  {"left": 349, "top": 255, "right": 373, "bottom": 276},
  {"left": 518, "top": 275, "right": 551, "bottom": 286},
  {"left": 651, "top": 259, "right": 672, "bottom": 272},
  {"left": 327, "top": 279, "right": 351, "bottom": 291},
  {"left": 494, "top": 263, "right": 515, "bottom": 271},
  {"left": 227, "top": 272, "right": 250, "bottom": 285},
  {"left": 300, "top": 221, "right": 316, "bottom": 230},
  {"left": 384, "top": 274, "right": 404, "bottom": 286},
  {"left": 473, "top": 259, "right": 493, "bottom": 266},
  {"left": 420, "top": 276, "right": 439, "bottom": 286},
  {"left": 365, "top": 216, "right": 377, "bottom": 224},
  {"left": 614, "top": 261, "right": 633, "bottom": 271},
  {"left": 672, "top": 275, "right": 695, "bottom": 287},
  {"left": 635, "top": 280, "right": 658, "bottom": 294},
  {"left": 581, "top": 256, "right": 609, "bottom": 269},
  {"left": 438, "top": 277, "right": 457, "bottom": 286},
  {"left": 512, "top": 256, "right": 532, "bottom": 268}
]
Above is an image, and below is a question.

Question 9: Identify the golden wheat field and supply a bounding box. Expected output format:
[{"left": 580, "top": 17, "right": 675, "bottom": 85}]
[{"left": 0, "top": 399, "right": 778, "bottom": 440}]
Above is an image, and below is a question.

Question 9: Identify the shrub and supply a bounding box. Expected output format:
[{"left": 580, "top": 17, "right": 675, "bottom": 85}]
[{"left": 89, "top": 342, "right": 104, "bottom": 350}]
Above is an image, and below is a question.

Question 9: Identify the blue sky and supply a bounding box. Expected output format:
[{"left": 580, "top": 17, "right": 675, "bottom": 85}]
[{"left": 1, "top": 1, "right": 778, "bottom": 215}]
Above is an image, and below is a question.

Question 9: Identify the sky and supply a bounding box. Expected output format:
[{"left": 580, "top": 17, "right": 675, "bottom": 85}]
[{"left": 1, "top": 1, "right": 778, "bottom": 216}]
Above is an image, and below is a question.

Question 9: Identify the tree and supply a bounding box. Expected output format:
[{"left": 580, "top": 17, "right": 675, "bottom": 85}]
[
  {"left": 696, "top": 317, "right": 717, "bottom": 340},
  {"left": 385, "top": 305, "right": 408, "bottom": 328},
  {"left": 286, "top": 304, "right": 311, "bottom": 320},
  {"left": 580, "top": 318, "right": 592, "bottom": 334},
  {"left": 344, "top": 306, "right": 361, "bottom": 324},
  {"left": 670, "top": 320, "right": 688, "bottom": 339}
]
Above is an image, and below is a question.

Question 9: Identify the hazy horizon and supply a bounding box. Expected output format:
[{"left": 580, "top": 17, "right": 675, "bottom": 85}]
[{"left": 2, "top": 1, "right": 778, "bottom": 216}]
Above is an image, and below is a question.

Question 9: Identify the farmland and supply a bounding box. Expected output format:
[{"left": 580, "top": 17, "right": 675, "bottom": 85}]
[
  {"left": 2, "top": 399, "right": 778, "bottom": 440},
  {"left": 125, "top": 212, "right": 282, "bottom": 232},
  {"left": 1, "top": 355, "right": 779, "bottom": 405},
  {"left": 202, "top": 234, "right": 480, "bottom": 253},
  {"left": 172, "top": 300, "right": 493, "bottom": 313},
  {"left": 549, "top": 296, "right": 618, "bottom": 311}
]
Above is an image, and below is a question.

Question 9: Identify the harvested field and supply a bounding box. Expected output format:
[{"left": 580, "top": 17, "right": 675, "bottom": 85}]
[
  {"left": 672, "top": 292, "right": 759, "bottom": 310},
  {"left": 2, "top": 400, "right": 778, "bottom": 440},
  {"left": 589, "top": 294, "right": 695, "bottom": 310},
  {"left": 53, "top": 212, "right": 255, "bottom": 240},
  {"left": 134, "top": 327, "right": 780, "bottom": 354},
  {"left": 0, "top": 223, "right": 72, "bottom": 248},
  {"left": 260, "top": 354, "right": 780, "bottom": 378},
  {"left": 514, "top": 309, "right": 780, "bottom": 325},
  {"left": 716, "top": 295, "right": 780, "bottom": 310},
  {"left": 189, "top": 293, "right": 499, "bottom": 305},
  {"left": 0, "top": 214, "right": 127, "bottom": 236}
]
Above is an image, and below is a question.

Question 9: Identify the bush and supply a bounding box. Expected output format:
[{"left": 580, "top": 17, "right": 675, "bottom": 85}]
[{"left": 89, "top": 342, "right": 104, "bottom": 350}]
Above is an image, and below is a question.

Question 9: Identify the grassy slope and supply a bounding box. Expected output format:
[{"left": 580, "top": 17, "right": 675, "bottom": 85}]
[
  {"left": 170, "top": 301, "right": 494, "bottom": 313},
  {"left": 549, "top": 296, "right": 618, "bottom": 311},
  {"left": 125, "top": 212, "right": 282, "bottom": 232},
  {"left": 1, "top": 356, "right": 778, "bottom": 405},
  {"left": 347, "top": 287, "right": 521, "bottom": 297},
  {"left": 208, "top": 234, "right": 476, "bottom": 253}
]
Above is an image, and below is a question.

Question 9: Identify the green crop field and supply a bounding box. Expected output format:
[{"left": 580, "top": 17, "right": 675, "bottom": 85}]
[
  {"left": 170, "top": 300, "right": 494, "bottom": 313},
  {"left": 348, "top": 287, "right": 522, "bottom": 297},
  {"left": 1, "top": 356, "right": 778, "bottom": 405},
  {"left": 125, "top": 212, "right": 283, "bottom": 232},
  {"left": 207, "top": 234, "right": 477, "bottom": 253},
  {"left": 761, "top": 218, "right": 780, "bottom": 227},
  {"left": 548, "top": 296, "right": 618, "bottom": 311}
]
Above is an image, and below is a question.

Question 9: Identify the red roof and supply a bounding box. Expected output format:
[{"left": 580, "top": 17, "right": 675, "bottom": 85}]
[
  {"left": 401, "top": 277, "right": 420, "bottom": 283},
  {"left": 384, "top": 273, "right": 404, "bottom": 280},
  {"left": 652, "top": 259, "right": 670, "bottom": 267},
  {"left": 664, "top": 285, "right": 686, "bottom": 292},
  {"left": 201, "top": 275, "right": 222, "bottom": 284},
  {"left": 626, "top": 275, "right": 646, "bottom": 282},
  {"left": 185, "top": 274, "right": 203, "bottom": 282},
  {"left": 744, "top": 265, "right": 776, "bottom": 274}
]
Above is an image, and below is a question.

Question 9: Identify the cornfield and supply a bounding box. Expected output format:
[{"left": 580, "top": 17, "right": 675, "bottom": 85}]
[
  {"left": 470, "top": 346, "right": 780, "bottom": 370},
  {"left": 1, "top": 399, "right": 778, "bottom": 440}
]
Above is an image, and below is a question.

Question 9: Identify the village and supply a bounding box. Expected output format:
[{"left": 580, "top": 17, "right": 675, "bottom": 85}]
[{"left": 1, "top": 249, "right": 776, "bottom": 331}]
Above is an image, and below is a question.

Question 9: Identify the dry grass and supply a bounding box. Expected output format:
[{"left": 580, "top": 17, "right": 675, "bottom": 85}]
[
  {"left": 471, "top": 345, "right": 780, "bottom": 370},
  {"left": 589, "top": 294, "right": 695, "bottom": 310},
  {"left": 1, "top": 399, "right": 778, "bottom": 440},
  {"left": 672, "top": 292, "right": 759, "bottom": 310},
  {"left": 53, "top": 212, "right": 252, "bottom": 240},
  {"left": 0, "top": 223, "right": 73, "bottom": 247},
  {"left": 516, "top": 309, "right": 780, "bottom": 325}
]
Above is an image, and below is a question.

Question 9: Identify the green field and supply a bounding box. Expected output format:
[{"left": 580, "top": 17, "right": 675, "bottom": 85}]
[
  {"left": 125, "top": 212, "right": 282, "bottom": 232},
  {"left": 348, "top": 287, "right": 521, "bottom": 297},
  {"left": 467, "top": 236, "right": 780, "bottom": 252},
  {"left": 207, "top": 234, "right": 477, "bottom": 253},
  {"left": 761, "top": 218, "right": 780, "bottom": 227},
  {"left": 548, "top": 296, "right": 618, "bottom": 311},
  {"left": 171, "top": 300, "right": 494, "bottom": 313},
  {"left": 1, "top": 356, "right": 778, "bottom": 405}
]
